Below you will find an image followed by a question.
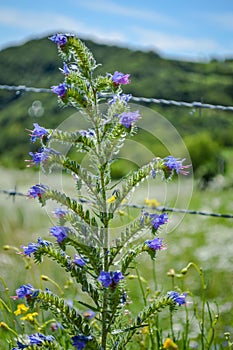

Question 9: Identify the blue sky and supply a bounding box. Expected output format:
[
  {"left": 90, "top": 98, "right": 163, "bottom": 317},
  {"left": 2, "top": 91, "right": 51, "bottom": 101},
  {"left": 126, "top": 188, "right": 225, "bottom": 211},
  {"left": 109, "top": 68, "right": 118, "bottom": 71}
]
[{"left": 0, "top": 0, "right": 233, "bottom": 60}]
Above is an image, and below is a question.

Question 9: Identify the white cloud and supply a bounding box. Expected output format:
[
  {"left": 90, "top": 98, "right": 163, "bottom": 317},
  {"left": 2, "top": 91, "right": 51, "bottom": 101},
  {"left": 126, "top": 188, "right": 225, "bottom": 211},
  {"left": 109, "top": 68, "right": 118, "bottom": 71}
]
[
  {"left": 72, "top": 0, "right": 178, "bottom": 26},
  {"left": 0, "top": 6, "right": 231, "bottom": 59},
  {"left": 130, "top": 27, "right": 221, "bottom": 55},
  {"left": 0, "top": 7, "right": 126, "bottom": 46}
]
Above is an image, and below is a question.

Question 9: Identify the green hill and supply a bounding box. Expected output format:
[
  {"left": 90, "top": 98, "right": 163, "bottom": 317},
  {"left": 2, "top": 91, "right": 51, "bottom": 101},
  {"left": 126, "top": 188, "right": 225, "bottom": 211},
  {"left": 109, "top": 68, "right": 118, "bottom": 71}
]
[{"left": 0, "top": 36, "right": 233, "bottom": 171}]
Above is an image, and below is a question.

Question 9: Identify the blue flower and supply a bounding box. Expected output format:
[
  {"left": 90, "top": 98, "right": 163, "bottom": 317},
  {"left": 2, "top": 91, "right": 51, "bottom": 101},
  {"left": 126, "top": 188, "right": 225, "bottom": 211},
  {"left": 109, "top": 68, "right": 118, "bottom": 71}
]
[
  {"left": 53, "top": 207, "right": 67, "bottom": 218},
  {"left": 118, "top": 111, "right": 140, "bottom": 128},
  {"left": 112, "top": 71, "right": 130, "bottom": 85},
  {"left": 29, "top": 333, "right": 55, "bottom": 345},
  {"left": 79, "top": 129, "right": 96, "bottom": 137},
  {"left": 21, "top": 238, "right": 52, "bottom": 256},
  {"left": 27, "top": 149, "right": 49, "bottom": 167},
  {"left": 108, "top": 93, "right": 132, "bottom": 105},
  {"left": 12, "top": 333, "right": 54, "bottom": 350},
  {"left": 167, "top": 291, "right": 187, "bottom": 306},
  {"left": 49, "top": 34, "right": 67, "bottom": 46},
  {"left": 50, "top": 226, "right": 69, "bottom": 243},
  {"left": 163, "top": 156, "right": 190, "bottom": 175},
  {"left": 28, "top": 184, "right": 47, "bottom": 198},
  {"left": 61, "top": 62, "right": 70, "bottom": 75},
  {"left": 145, "top": 237, "right": 166, "bottom": 251},
  {"left": 12, "top": 340, "right": 28, "bottom": 349},
  {"left": 37, "top": 237, "right": 52, "bottom": 246},
  {"left": 150, "top": 213, "right": 168, "bottom": 230},
  {"left": 28, "top": 334, "right": 43, "bottom": 345},
  {"left": 73, "top": 254, "right": 86, "bottom": 267},
  {"left": 112, "top": 271, "right": 124, "bottom": 284},
  {"left": 51, "top": 83, "right": 67, "bottom": 97},
  {"left": 72, "top": 334, "right": 93, "bottom": 350},
  {"left": 98, "top": 271, "right": 124, "bottom": 288},
  {"left": 21, "top": 243, "right": 39, "bottom": 256},
  {"left": 98, "top": 271, "right": 112, "bottom": 288},
  {"left": 15, "top": 284, "right": 35, "bottom": 299},
  {"left": 28, "top": 123, "right": 48, "bottom": 143}
]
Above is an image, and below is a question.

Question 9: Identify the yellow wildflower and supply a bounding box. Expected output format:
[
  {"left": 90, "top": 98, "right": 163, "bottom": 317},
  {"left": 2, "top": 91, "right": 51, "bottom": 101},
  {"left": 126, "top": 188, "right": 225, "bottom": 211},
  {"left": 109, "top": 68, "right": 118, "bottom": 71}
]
[
  {"left": 141, "top": 325, "right": 149, "bottom": 335},
  {"left": 144, "top": 198, "right": 160, "bottom": 208},
  {"left": 107, "top": 195, "right": 117, "bottom": 203},
  {"left": 20, "top": 312, "right": 38, "bottom": 322},
  {"left": 163, "top": 337, "right": 178, "bottom": 349},
  {"left": 14, "top": 303, "right": 29, "bottom": 316}
]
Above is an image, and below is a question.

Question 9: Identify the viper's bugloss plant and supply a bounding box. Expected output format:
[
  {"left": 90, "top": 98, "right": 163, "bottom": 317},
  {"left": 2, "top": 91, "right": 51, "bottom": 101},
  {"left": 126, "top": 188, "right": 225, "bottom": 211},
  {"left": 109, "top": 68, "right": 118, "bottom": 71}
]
[{"left": 6, "top": 33, "right": 207, "bottom": 350}]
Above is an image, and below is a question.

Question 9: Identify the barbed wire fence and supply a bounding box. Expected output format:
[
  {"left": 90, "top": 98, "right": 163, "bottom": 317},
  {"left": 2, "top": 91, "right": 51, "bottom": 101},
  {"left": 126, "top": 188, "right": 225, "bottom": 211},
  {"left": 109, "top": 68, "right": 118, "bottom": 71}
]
[
  {"left": 1, "top": 188, "right": 233, "bottom": 219},
  {"left": 1, "top": 84, "right": 233, "bottom": 111},
  {"left": 1, "top": 83, "right": 233, "bottom": 218}
]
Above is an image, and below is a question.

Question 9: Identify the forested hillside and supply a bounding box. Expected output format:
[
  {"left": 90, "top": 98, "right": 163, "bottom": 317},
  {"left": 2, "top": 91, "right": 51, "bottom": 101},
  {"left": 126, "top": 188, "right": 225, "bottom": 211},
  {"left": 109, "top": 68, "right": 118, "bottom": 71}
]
[{"left": 0, "top": 36, "right": 233, "bottom": 173}]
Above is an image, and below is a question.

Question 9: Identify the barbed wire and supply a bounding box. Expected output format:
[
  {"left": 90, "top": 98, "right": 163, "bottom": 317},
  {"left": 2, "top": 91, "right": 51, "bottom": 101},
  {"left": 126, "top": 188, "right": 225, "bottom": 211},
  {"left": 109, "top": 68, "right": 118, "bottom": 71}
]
[
  {"left": 1, "top": 84, "right": 233, "bottom": 111},
  {"left": 0, "top": 84, "right": 51, "bottom": 93},
  {"left": 1, "top": 84, "right": 233, "bottom": 216},
  {"left": 1, "top": 187, "right": 233, "bottom": 219},
  {"left": 125, "top": 203, "right": 233, "bottom": 219}
]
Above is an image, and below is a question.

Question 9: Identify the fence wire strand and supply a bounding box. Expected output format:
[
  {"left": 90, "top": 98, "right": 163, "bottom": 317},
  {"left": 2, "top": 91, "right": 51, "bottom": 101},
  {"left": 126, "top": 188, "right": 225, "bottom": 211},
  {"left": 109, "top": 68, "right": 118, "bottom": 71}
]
[
  {"left": 1, "top": 83, "right": 233, "bottom": 218},
  {"left": 1, "top": 188, "right": 233, "bottom": 219},
  {"left": 1, "top": 84, "right": 233, "bottom": 111}
]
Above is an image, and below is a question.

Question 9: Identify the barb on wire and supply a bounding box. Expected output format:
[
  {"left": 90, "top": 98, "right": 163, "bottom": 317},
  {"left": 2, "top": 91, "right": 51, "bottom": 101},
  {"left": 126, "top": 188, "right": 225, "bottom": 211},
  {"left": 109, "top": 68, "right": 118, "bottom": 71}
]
[
  {"left": 1, "top": 84, "right": 233, "bottom": 111},
  {"left": 0, "top": 187, "right": 27, "bottom": 202},
  {"left": 0, "top": 187, "right": 232, "bottom": 219}
]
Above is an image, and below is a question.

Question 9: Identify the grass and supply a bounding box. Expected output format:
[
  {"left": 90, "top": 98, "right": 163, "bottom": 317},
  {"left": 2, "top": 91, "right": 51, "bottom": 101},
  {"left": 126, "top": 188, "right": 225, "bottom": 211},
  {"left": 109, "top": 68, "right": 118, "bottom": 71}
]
[{"left": 0, "top": 165, "right": 233, "bottom": 348}]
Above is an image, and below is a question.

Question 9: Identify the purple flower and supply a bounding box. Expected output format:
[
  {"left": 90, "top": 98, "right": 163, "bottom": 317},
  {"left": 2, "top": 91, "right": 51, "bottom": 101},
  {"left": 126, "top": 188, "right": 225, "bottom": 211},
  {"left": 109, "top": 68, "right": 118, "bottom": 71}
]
[
  {"left": 118, "top": 111, "right": 140, "bottom": 128},
  {"left": 83, "top": 310, "right": 96, "bottom": 319},
  {"left": 50, "top": 226, "right": 69, "bottom": 243},
  {"left": 139, "top": 210, "right": 150, "bottom": 225},
  {"left": 37, "top": 237, "right": 51, "bottom": 247},
  {"left": 112, "top": 271, "right": 124, "bottom": 284},
  {"left": 53, "top": 207, "right": 67, "bottom": 218},
  {"left": 21, "top": 242, "right": 39, "bottom": 256},
  {"left": 28, "top": 123, "right": 48, "bottom": 143},
  {"left": 73, "top": 254, "right": 86, "bottom": 267},
  {"left": 167, "top": 291, "right": 187, "bottom": 306},
  {"left": 112, "top": 71, "right": 130, "bottom": 85},
  {"left": 163, "top": 156, "right": 190, "bottom": 175},
  {"left": 26, "top": 149, "right": 49, "bottom": 167},
  {"left": 49, "top": 34, "right": 67, "bottom": 46},
  {"left": 15, "top": 284, "right": 35, "bottom": 299},
  {"left": 98, "top": 271, "right": 124, "bottom": 288},
  {"left": 79, "top": 129, "right": 95, "bottom": 137},
  {"left": 61, "top": 62, "right": 70, "bottom": 75},
  {"left": 21, "top": 238, "right": 52, "bottom": 256},
  {"left": 108, "top": 93, "right": 132, "bottom": 105},
  {"left": 28, "top": 184, "right": 47, "bottom": 198},
  {"left": 150, "top": 213, "right": 168, "bottom": 230},
  {"left": 12, "top": 340, "right": 28, "bottom": 349},
  {"left": 51, "top": 83, "right": 67, "bottom": 97},
  {"left": 145, "top": 237, "right": 166, "bottom": 251},
  {"left": 29, "top": 333, "right": 54, "bottom": 345},
  {"left": 72, "top": 335, "right": 93, "bottom": 350},
  {"left": 98, "top": 271, "right": 112, "bottom": 288}
]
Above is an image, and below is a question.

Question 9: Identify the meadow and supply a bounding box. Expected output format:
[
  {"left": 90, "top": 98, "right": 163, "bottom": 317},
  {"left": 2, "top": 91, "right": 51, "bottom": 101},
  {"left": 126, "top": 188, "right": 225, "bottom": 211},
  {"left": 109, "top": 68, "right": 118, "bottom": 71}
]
[
  {"left": 0, "top": 163, "right": 233, "bottom": 348},
  {"left": 0, "top": 34, "right": 233, "bottom": 349}
]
